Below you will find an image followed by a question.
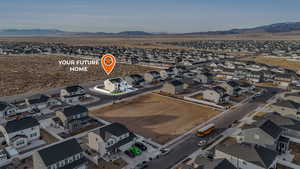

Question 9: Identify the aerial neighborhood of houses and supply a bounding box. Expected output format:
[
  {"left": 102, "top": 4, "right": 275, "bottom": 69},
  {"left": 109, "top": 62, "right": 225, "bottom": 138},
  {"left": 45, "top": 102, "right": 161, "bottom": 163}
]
[{"left": 1, "top": 40, "right": 300, "bottom": 169}]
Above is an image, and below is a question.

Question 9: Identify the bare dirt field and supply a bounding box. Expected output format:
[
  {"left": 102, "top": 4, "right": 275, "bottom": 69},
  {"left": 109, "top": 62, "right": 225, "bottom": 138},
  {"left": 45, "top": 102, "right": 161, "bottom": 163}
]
[
  {"left": 241, "top": 56, "right": 300, "bottom": 71},
  {"left": 0, "top": 54, "right": 157, "bottom": 96},
  {"left": 90, "top": 93, "right": 220, "bottom": 144}
]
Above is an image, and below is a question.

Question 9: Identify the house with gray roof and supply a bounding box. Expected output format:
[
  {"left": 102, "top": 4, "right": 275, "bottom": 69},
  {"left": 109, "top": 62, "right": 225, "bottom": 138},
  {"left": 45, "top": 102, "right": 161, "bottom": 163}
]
[
  {"left": 88, "top": 123, "right": 136, "bottom": 158},
  {"left": 215, "top": 143, "right": 278, "bottom": 169},
  {"left": 0, "top": 117, "right": 40, "bottom": 149},
  {"left": 60, "top": 85, "right": 86, "bottom": 104},
  {"left": 33, "top": 138, "right": 87, "bottom": 169},
  {"left": 55, "top": 105, "right": 91, "bottom": 132},
  {"left": 144, "top": 71, "right": 162, "bottom": 83},
  {"left": 25, "top": 94, "right": 50, "bottom": 109},
  {"left": 238, "top": 119, "right": 289, "bottom": 154},
  {"left": 270, "top": 99, "right": 300, "bottom": 120},
  {"left": 283, "top": 92, "right": 300, "bottom": 103},
  {"left": 194, "top": 157, "right": 237, "bottom": 169},
  {"left": 161, "top": 79, "right": 187, "bottom": 94},
  {"left": 124, "top": 74, "right": 145, "bottom": 87},
  {"left": 255, "top": 112, "right": 300, "bottom": 140}
]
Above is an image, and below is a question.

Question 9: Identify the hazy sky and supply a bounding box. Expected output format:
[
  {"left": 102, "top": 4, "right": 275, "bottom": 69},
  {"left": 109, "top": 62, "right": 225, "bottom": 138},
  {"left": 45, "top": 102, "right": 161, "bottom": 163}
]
[{"left": 1, "top": 0, "right": 300, "bottom": 33}]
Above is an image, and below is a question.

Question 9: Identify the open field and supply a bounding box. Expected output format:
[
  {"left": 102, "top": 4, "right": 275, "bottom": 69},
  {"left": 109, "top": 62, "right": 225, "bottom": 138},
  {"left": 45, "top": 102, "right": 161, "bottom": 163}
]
[
  {"left": 0, "top": 54, "right": 157, "bottom": 96},
  {"left": 241, "top": 55, "right": 300, "bottom": 71},
  {"left": 90, "top": 93, "right": 220, "bottom": 144}
]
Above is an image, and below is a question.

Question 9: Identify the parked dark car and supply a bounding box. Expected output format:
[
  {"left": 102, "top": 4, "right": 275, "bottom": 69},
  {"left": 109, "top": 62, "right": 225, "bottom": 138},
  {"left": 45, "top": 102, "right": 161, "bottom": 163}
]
[
  {"left": 134, "top": 142, "right": 147, "bottom": 151},
  {"left": 125, "top": 150, "right": 135, "bottom": 158}
]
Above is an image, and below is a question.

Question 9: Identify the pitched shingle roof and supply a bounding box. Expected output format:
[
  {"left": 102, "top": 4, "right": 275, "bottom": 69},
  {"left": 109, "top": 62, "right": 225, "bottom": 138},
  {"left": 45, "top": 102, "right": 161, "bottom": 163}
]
[
  {"left": 216, "top": 143, "right": 277, "bottom": 168},
  {"left": 62, "top": 105, "right": 88, "bottom": 117},
  {"left": 195, "top": 158, "right": 237, "bottom": 169},
  {"left": 65, "top": 85, "right": 84, "bottom": 93},
  {"left": 273, "top": 100, "right": 300, "bottom": 109},
  {"left": 258, "top": 120, "right": 282, "bottom": 139},
  {"left": 4, "top": 117, "right": 39, "bottom": 133},
  {"left": 37, "top": 138, "right": 83, "bottom": 166}
]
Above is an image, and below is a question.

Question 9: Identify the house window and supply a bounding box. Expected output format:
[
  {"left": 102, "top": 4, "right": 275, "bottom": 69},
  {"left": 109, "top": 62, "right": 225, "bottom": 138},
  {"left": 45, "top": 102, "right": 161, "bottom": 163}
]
[
  {"left": 16, "top": 140, "right": 25, "bottom": 146},
  {"left": 30, "top": 133, "right": 37, "bottom": 137}
]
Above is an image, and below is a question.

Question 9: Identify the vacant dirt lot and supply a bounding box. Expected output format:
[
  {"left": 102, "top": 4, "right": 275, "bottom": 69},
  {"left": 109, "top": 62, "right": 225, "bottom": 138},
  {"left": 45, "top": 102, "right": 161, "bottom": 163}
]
[
  {"left": 90, "top": 93, "right": 220, "bottom": 144},
  {"left": 0, "top": 54, "right": 157, "bottom": 96},
  {"left": 241, "top": 56, "right": 300, "bottom": 71}
]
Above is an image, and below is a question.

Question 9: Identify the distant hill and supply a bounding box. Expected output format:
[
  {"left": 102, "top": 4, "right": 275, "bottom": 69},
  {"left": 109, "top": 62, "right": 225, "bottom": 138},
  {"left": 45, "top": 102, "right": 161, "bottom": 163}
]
[
  {"left": 184, "top": 22, "right": 300, "bottom": 35},
  {"left": 0, "top": 29, "right": 65, "bottom": 35},
  {"left": 1, "top": 22, "right": 300, "bottom": 36}
]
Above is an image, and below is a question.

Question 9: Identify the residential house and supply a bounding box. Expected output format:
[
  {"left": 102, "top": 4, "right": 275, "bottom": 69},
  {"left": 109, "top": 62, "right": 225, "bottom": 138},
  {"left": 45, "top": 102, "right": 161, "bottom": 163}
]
[
  {"left": 220, "top": 81, "right": 241, "bottom": 96},
  {"left": 104, "top": 77, "right": 131, "bottom": 93},
  {"left": 273, "top": 73, "right": 293, "bottom": 87},
  {"left": 270, "top": 100, "right": 300, "bottom": 120},
  {"left": 25, "top": 94, "right": 51, "bottom": 109},
  {"left": 215, "top": 143, "right": 278, "bottom": 169},
  {"left": 194, "top": 72, "right": 213, "bottom": 84},
  {"left": 193, "top": 157, "right": 237, "bottom": 169},
  {"left": 203, "top": 86, "right": 229, "bottom": 104},
  {"left": 246, "top": 71, "right": 262, "bottom": 83},
  {"left": 88, "top": 123, "right": 136, "bottom": 158},
  {"left": 55, "top": 105, "right": 91, "bottom": 131},
  {"left": 160, "top": 67, "right": 177, "bottom": 79},
  {"left": 124, "top": 74, "right": 145, "bottom": 87},
  {"left": 0, "top": 101, "right": 18, "bottom": 118},
  {"left": 238, "top": 120, "right": 289, "bottom": 154},
  {"left": 60, "top": 85, "right": 86, "bottom": 104},
  {"left": 33, "top": 138, "right": 87, "bottom": 169},
  {"left": 283, "top": 92, "right": 300, "bottom": 103},
  {"left": 254, "top": 112, "right": 300, "bottom": 139},
  {"left": 144, "top": 71, "right": 161, "bottom": 83},
  {"left": 0, "top": 117, "right": 40, "bottom": 149},
  {"left": 161, "top": 79, "right": 186, "bottom": 95}
]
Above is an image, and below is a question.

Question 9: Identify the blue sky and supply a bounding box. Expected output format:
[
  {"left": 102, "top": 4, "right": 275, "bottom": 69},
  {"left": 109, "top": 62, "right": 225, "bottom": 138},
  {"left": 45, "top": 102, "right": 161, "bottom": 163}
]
[{"left": 1, "top": 0, "right": 300, "bottom": 33}]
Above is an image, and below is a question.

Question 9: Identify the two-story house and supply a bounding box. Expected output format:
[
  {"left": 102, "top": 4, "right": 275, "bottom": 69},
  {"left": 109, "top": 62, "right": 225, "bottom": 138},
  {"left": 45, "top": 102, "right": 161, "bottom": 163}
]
[
  {"left": 60, "top": 85, "right": 86, "bottom": 104},
  {"left": 0, "top": 117, "right": 40, "bottom": 149},
  {"left": 161, "top": 79, "right": 187, "bottom": 95},
  {"left": 104, "top": 78, "right": 131, "bottom": 93},
  {"left": 25, "top": 94, "right": 51, "bottom": 109},
  {"left": 88, "top": 123, "right": 136, "bottom": 158},
  {"left": 55, "top": 105, "right": 91, "bottom": 131},
  {"left": 33, "top": 138, "right": 87, "bottom": 169},
  {"left": 238, "top": 119, "right": 289, "bottom": 154},
  {"left": 203, "top": 86, "right": 229, "bottom": 104},
  {"left": 144, "top": 71, "right": 162, "bottom": 83},
  {"left": 220, "top": 80, "right": 241, "bottom": 96},
  {"left": 124, "top": 74, "right": 145, "bottom": 87}
]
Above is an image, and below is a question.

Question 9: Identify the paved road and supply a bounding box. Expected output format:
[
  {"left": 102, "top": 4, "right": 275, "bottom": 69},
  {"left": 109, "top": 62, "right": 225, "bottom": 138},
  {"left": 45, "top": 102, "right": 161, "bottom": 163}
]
[{"left": 146, "top": 87, "right": 283, "bottom": 169}]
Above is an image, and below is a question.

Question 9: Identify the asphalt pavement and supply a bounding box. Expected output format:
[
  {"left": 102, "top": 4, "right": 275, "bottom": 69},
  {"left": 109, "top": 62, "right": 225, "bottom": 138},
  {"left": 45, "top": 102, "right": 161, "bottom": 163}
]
[{"left": 145, "top": 86, "right": 283, "bottom": 169}]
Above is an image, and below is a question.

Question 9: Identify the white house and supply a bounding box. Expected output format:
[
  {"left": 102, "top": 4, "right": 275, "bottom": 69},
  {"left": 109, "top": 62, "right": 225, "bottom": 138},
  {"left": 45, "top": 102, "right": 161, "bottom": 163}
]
[
  {"left": 104, "top": 78, "right": 132, "bottom": 93},
  {"left": 0, "top": 117, "right": 40, "bottom": 149}
]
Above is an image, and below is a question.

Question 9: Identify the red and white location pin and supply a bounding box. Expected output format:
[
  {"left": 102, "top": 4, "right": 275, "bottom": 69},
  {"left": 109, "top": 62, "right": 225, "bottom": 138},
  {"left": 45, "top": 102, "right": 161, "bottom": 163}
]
[{"left": 101, "top": 54, "right": 116, "bottom": 75}]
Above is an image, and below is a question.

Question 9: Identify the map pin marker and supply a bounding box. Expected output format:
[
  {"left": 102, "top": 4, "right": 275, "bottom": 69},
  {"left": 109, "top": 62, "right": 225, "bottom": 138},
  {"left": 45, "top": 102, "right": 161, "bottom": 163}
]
[{"left": 101, "top": 54, "right": 116, "bottom": 75}]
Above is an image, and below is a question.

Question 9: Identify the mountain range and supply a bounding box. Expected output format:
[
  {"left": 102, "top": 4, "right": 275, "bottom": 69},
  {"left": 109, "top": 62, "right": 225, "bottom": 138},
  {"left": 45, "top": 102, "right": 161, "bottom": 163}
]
[{"left": 1, "top": 22, "right": 300, "bottom": 36}]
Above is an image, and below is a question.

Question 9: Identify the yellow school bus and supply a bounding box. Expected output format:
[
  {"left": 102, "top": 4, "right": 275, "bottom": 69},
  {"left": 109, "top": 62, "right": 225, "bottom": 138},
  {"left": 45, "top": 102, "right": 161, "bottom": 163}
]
[{"left": 196, "top": 123, "right": 215, "bottom": 137}]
